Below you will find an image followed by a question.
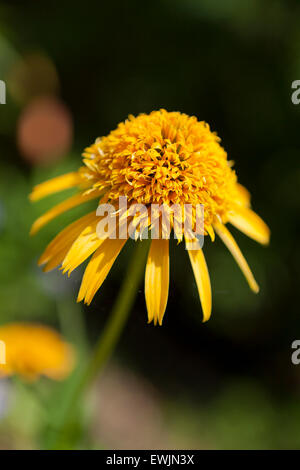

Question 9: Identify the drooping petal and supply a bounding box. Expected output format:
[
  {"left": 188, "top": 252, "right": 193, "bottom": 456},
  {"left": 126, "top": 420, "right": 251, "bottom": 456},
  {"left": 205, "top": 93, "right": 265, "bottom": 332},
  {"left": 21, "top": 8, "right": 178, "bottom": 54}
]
[
  {"left": 29, "top": 172, "right": 82, "bottom": 202},
  {"left": 77, "top": 238, "right": 127, "bottom": 305},
  {"left": 234, "top": 183, "right": 251, "bottom": 208},
  {"left": 61, "top": 211, "right": 128, "bottom": 275},
  {"left": 38, "top": 212, "right": 97, "bottom": 269},
  {"left": 61, "top": 220, "right": 104, "bottom": 276},
  {"left": 30, "top": 191, "right": 99, "bottom": 235},
  {"left": 43, "top": 248, "right": 72, "bottom": 273},
  {"left": 214, "top": 221, "right": 259, "bottom": 293},
  {"left": 206, "top": 225, "right": 215, "bottom": 242},
  {"left": 187, "top": 243, "right": 211, "bottom": 322},
  {"left": 145, "top": 239, "right": 169, "bottom": 325},
  {"left": 228, "top": 206, "right": 270, "bottom": 245}
]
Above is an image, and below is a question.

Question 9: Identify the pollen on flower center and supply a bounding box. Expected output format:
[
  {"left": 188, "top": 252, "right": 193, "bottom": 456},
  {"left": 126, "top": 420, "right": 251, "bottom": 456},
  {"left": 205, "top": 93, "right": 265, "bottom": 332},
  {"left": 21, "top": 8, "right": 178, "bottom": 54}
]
[{"left": 80, "top": 109, "right": 238, "bottom": 228}]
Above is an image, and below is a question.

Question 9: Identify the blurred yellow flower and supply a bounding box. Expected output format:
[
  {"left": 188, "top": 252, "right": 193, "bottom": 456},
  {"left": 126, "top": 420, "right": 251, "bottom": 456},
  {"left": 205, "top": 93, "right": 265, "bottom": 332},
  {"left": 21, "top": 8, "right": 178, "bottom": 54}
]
[
  {"left": 0, "top": 323, "right": 75, "bottom": 381},
  {"left": 30, "top": 110, "right": 270, "bottom": 325}
]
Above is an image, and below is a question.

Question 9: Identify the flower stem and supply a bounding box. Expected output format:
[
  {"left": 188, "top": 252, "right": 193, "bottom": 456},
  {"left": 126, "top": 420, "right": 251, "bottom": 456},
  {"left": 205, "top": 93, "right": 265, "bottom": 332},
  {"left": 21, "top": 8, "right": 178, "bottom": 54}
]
[
  {"left": 80, "top": 239, "right": 149, "bottom": 386},
  {"left": 45, "top": 239, "right": 149, "bottom": 449}
]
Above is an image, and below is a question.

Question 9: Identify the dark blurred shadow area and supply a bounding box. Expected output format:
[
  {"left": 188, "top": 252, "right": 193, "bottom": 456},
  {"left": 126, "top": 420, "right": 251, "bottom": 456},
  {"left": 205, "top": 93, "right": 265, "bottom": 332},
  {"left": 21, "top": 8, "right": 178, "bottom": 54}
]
[{"left": 0, "top": 0, "right": 299, "bottom": 449}]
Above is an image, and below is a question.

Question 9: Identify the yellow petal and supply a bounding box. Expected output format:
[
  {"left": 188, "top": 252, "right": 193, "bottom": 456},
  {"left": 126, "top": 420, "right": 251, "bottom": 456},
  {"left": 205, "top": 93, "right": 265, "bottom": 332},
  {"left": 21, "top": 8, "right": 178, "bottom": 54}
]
[
  {"left": 187, "top": 244, "right": 211, "bottom": 322},
  {"left": 62, "top": 211, "right": 122, "bottom": 275},
  {"left": 145, "top": 239, "right": 169, "bottom": 325},
  {"left": 206, "top": 225, "right": 215, "bottom": 242},
  {"left": 43, "top": 248, "right": 71, "bottom": 273},
  {"left": 214, "top": 221, "right": 259, "bottom": 293},
  {"left": 30, "top": 191, "right": 99, "bottom": 235},
  {"left": 61, "top": 210, "right": 128, "bottom": 275},
  {"left": 62, "top": 221, "right": 103, "bottom": 276},
  {"left": 77, "top": 238, "right": 127, "bottom": 305},
  {"left": 228, "top": 206, "right": 270, "bottom": 245},
  {"left": 235, "top": 183, "right": 251, "bottom": 208},
  {"left": 29, "top": 172, "right": 82, "bottom": 202},
  {"left": 38, "top": 212, "right": 96, "bottom": 267}
]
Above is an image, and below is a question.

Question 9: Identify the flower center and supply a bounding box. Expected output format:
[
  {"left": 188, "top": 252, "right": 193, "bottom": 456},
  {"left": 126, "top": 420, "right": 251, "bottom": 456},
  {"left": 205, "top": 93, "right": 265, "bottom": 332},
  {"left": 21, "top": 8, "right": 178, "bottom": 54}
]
[{"left": 80, "top": 109, "right": 238, "bottom": 227}]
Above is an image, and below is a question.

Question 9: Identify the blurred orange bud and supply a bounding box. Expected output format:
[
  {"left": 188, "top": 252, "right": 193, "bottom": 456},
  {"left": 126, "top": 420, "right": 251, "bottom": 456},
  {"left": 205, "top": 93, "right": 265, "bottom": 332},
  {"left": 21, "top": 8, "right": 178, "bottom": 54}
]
[{"left": 17, "top": 96, "right": 73, "bottom": 165}]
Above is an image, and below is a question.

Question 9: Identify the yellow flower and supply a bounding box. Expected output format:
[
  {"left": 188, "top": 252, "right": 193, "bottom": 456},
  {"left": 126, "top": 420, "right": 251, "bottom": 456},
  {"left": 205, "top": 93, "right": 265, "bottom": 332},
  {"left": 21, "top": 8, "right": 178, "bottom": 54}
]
[
  {"left": 30, "top": 110, "right": 270, "bottom": 325},
  {"left": 0, "top": 323, "right": 75, "bottom": 381}
]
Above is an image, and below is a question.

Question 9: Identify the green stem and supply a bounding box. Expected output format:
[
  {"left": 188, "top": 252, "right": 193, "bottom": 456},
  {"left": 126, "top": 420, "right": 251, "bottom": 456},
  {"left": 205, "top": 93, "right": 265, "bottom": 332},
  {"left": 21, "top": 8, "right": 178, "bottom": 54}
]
[
  {"left": 46, "top": 239, "right": 149, "bottom": 449},
  {"left": 56, "top": 298, "right": 89, "bottom": 353}
]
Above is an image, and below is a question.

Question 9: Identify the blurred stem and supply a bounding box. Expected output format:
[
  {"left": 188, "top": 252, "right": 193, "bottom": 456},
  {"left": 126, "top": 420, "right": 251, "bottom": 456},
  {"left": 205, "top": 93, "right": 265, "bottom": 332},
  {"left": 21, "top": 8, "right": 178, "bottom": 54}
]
[
  {"left": 77, "top": 239, "right": 149, "bottom": 387},
  {"left": 57, "top": 298, "right": 89, "bottom": 353},
  {"left": 45, "top": 240, "right": 150, "bottom": 449},
  {"left": 13, "top": 377, "right": 48, "bottom": 422}
]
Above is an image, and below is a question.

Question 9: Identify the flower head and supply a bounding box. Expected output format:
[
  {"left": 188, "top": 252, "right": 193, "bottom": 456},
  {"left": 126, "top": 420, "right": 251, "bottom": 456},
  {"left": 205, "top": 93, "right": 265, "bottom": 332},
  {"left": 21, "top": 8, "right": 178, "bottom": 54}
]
[
  {"left": 0, "top": 323, "right": 75, "bottom": 381},
  {"left": 30, "top": 110, "right": 270, "bottom": 325}
]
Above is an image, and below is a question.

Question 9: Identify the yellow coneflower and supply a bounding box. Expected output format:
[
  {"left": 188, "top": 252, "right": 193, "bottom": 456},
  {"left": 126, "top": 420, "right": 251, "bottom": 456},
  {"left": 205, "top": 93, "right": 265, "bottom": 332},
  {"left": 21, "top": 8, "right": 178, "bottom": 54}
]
[
  {"left": 0, "top": 323, "right": 74, "bottom": 381},
  {"left": 30, "top": 110, "right": 270, "bottom": 325}
]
